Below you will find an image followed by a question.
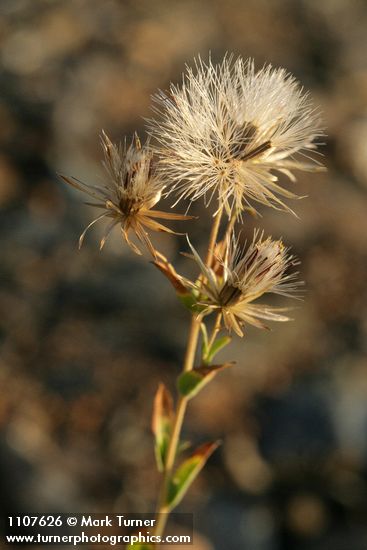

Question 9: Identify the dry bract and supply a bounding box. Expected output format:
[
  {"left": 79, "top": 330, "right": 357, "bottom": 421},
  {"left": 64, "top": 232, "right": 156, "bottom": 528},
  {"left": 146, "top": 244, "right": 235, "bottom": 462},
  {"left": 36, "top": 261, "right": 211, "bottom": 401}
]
[
  {"left": 186, "top": 231, "right": 302, "bottom": 336},
  {"left": 60, "top": 132, "right": 192, "bottom": 256}
]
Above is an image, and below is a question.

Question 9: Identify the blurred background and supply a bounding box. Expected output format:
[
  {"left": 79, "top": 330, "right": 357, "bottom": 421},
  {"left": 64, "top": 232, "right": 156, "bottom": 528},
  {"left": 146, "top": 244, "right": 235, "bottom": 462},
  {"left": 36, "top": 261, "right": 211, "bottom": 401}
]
[{"left": 0, "top": 1, "right": 367, "bottom": 548}]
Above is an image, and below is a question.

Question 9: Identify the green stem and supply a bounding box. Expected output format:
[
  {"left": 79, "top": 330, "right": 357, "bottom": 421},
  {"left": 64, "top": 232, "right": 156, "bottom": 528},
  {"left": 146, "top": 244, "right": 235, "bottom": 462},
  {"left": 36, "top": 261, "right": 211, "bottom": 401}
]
[
  {"left": 207, "top": 312, "right": 223, "bottom": 352},
  {"left": 154, "top": 206, "right": 223, "bottom": 541},
  {"left": 205, "top": 207, "right": 223, "bottom": 268}
]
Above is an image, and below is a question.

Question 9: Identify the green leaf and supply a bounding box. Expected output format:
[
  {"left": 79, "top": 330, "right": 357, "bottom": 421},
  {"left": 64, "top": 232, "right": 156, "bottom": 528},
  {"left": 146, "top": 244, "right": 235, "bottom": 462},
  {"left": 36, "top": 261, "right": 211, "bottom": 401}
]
[
  {"left": 177, "top": 363, "right": 234, "bottom": 399},
  {"left": 178, "top": 292, "right": 208, "bottom": 314},
  {"left": 178, "top": 292, "right": 199, "bottom": 311},
  {"left": 166, "top": 441, "right": 220, "bottom": 510},
  {"left": 203, "top": 335, "right": 232, "bottom": 365},
  {"left": 177, "top": 370, "right": 203, "bottom": 398},
  {"left": 152, "top": 384, "right": 174, "bottom": 472}
]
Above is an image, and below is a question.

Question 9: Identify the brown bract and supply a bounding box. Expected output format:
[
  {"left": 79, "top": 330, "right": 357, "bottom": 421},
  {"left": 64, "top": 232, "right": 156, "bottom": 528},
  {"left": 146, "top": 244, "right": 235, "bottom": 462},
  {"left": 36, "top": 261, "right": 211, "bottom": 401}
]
[
  {"left": 152, "top": 251, "right": 189, "bottom": 295},
  {"left": 185, "top": 231, "right": 302, "bottom": 336},
  {"left": 60, "top": 132, "right": 193, "bottom": 256}
]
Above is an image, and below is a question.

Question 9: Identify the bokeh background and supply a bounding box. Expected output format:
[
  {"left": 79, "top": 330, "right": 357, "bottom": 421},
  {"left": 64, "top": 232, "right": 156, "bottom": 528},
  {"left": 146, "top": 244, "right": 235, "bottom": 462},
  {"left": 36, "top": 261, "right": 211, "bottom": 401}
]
[{"left": 1, "top": 1, "right": 367, "bottom": 549}]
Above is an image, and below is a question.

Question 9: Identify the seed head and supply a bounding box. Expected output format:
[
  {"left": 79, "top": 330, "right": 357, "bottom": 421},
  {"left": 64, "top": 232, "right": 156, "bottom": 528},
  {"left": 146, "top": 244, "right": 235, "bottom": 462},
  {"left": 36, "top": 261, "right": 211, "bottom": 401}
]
[
  {"left": 60, "top": 132, "right": 192, "bottom": 255},
  {"left": 151, "top": 56, "right": 324, "bottom": 216},
  {"left": 187, "top": 230, "right": 302, "bottom": 336}
]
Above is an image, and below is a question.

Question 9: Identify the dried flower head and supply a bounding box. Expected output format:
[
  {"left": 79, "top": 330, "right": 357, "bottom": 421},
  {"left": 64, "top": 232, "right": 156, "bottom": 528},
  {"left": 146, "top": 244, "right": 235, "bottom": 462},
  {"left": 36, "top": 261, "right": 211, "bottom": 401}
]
[
  {"left": 60, "top": 132, "right": 191, "bottom": 255},
  {"left": 187, "top": 231, "right": 301, "bottom": 336},
  {"left": 151, "top": 56, "right": 324, "bottom": 216}
]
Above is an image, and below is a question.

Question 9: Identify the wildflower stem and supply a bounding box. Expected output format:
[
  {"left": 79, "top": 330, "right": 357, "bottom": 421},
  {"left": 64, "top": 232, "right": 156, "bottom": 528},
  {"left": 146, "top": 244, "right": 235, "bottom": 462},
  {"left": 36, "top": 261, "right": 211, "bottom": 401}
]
[
  {"left": 207, "top": 312, "right": 223, "bottom": 352},
  {"left": 205, "top": 206, "right": 224, "bottom": 267},
  {"left": 224, "top": 211, "right": 237, "bottom": 242},
  {"left": 154, "top": 207, "right": 223, "bottom": 541}
]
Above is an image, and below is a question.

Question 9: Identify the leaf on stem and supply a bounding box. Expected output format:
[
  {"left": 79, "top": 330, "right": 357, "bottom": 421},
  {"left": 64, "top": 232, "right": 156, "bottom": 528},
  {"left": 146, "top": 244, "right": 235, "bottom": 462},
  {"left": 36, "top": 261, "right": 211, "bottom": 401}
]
[
  {"left": 152, "top": 253, "right": 204, "bottom": 312},
  {"left": 177, "top": 362, "right": 234, "bottom": 399},
  {"left": 166, "top": 441, "right": 220, "bottom": 511},
  {"left": 152, "top": 383, "right": 174, "bottom": 472},
  {"left": 203, "top": 335, "right": 232, "bottom": 365},
  {"left": 201, "top": 322, "right": 232, "bottom": 365},
  {"left": 152, "top": 254, "right": 188, "bottom": 295},
  {"left": 177, "top": 291, "right": 203, "bottom": 312}
]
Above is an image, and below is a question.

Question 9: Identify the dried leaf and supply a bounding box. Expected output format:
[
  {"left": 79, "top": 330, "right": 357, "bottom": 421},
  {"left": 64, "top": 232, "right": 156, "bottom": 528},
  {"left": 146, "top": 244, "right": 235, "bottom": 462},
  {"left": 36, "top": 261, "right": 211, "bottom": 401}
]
[{"left": 152, "top": 255, "right": 188, "bottom": 295}]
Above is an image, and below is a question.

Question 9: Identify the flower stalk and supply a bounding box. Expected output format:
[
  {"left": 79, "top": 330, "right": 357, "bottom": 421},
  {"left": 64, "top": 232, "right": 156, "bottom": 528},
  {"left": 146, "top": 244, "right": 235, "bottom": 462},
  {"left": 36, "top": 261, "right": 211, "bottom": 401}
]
[
  {"left": 62, "top": 54, "right": 324, "bottom": 550},
  {"left": 154, "top": 206, "right": 224, "bottom": 539}
]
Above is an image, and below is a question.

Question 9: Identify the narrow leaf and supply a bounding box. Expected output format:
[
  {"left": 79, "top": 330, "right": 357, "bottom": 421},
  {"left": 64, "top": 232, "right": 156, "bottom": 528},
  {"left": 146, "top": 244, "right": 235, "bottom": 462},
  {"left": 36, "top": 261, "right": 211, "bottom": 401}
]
[
  {"left": 166, "top": 441, "right": 220, "bottom": 510},
  {"left": 203, "top": 335, "right": 232, "bottom": 365},
  {"left": 177, "top": 370, "right": 203, "bottom": 398},
  {"left": 177, "top": 362, "right": 234, "bottom": 399},
  {"left": 152, "top": 256, "right": 188, "bottom": 295},
  {"left": 152, "top": 384, "right": 174, "bottom": 472},
  {"left": 152, "top": 254, "right": 205, "bottom": 312},
  {"left": 177, "top": 292, "right": 200, "bottom": 312}
]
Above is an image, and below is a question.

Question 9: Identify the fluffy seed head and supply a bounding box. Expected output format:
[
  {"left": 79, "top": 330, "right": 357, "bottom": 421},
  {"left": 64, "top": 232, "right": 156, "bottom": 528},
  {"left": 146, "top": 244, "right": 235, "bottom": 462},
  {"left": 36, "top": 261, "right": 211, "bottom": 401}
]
[
  {"left": 60, "top": 132, "right": 191, "bottom": 255},
  {"left": 151, "top": 55, "right": 324, "bottom": 216},
  {"left": 187, "top": 230, "right": 302, "bottom": 336}
]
